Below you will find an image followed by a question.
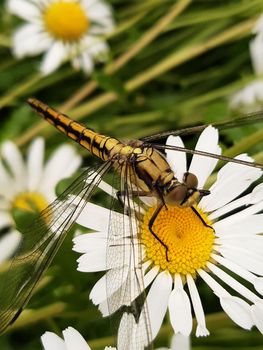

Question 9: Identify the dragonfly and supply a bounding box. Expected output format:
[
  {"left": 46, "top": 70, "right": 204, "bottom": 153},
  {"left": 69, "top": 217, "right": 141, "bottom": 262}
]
[{"left": 0, "top": 98, "right": 262, "bottom": 348}]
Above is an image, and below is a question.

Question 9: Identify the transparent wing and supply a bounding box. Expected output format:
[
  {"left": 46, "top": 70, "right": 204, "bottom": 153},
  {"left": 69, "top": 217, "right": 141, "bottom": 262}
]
[
  {"left": 141, "top": 111, "right": 263, "bottom": 142},
  {"left": 104, "top": 162, "right": 153, "bottom": 350},
  {"left": 0, "top": 161, "right": 111, "bottom": 334}
]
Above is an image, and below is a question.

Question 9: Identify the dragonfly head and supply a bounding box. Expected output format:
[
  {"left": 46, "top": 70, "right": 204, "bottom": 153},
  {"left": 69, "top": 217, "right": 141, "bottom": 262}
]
[{"left": 165, "top": 172, "right": 210, "bottom": 207}]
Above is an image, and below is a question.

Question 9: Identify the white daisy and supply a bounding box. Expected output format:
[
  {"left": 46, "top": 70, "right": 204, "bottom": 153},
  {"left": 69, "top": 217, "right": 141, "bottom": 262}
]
[
  {"left": 0, "top": 137, "right": 81, "bottom": 263},
  {"left": 41, "top": 326, "right": 116, "bottom": 350},
  {"left": 73, "top": 126, "right": 263, "bottom": 347},
  {"left": 7, "top": 0, "right": 115, "bottom": 75}
]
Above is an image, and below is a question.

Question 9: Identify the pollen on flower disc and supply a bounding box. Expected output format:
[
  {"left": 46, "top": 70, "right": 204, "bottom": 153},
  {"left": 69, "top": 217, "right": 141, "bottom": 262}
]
[
  {"left": 140, "top": 205, "right": 215, "bottom": 276},
  {"left": 44, "top": 2, "right": 89, "bottom": 42}
]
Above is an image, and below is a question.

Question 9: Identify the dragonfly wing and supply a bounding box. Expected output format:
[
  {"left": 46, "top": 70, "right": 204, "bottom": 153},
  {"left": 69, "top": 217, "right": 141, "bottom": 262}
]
[
  {"left": 151, "top": 144, "right": 263, "bottom": 169},
  {"left": 0, "top": 162, "right": 111, "bottom": 334},
  {"left": 141, "top": 111, "right": 263, "bottom": 142},
  {"left": 104, "top": 163, "right": 153, "bottom": 350}
]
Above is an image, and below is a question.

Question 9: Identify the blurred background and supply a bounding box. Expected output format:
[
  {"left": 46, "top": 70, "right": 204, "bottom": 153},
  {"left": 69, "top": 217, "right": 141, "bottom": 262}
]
[{"left": 0, "top": 0, "right": 263, "bottom": 349}]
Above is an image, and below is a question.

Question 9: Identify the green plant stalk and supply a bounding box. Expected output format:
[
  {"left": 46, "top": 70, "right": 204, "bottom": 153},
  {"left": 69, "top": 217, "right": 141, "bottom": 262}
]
[
  {"left": 125, "top": 17, "right": 257, "bottom": 92},
  {"left": 6, "top": 302, "right": 66, "bottom": 332},
  {"left": 224, "top": 128, "right": 263, "bottom": 158},
  {"left": 254, "top": 150, "right": 263, "bottom": 163},
  {"left": 16, "top": 16, "right": 257, "bottom": 146},
  {"left": 60, "top": 0, "right": 192, "bottom": 112},
  {"left": 180, "top": 75, "right": 257, "bottom": 113},
  {"left": 0, "top": 73, "right": 42, "bottom": 109},
  {"left": 68, "top": 18, "right": 257, "bottom": 119},
  {"left": 168, "top": 0, "right": 262, "bottom": 30}
]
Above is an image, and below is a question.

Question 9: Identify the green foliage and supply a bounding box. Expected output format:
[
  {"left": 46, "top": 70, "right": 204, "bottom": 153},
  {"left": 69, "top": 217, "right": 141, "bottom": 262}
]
[{"left": 0, "top": 0, "right": 263, "bottom": 349}]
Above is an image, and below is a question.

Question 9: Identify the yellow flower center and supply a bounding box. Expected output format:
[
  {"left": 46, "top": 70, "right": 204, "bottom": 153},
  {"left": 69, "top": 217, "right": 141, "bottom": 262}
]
[
  {"left": 44, "top": 2, "right": 89, "bottom": 42},
  {"left": 140, "top": 205, "right": 215, "bottom": 276},
  {"left": 12, "top": 192, "right": 48, "bottom": 214}
]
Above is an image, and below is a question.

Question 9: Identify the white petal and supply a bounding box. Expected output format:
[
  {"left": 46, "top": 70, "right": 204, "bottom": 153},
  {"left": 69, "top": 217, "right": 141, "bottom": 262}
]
[
  {"left": 90, "top": 267, "right": 129, "bottom": 305},
  {"left": 214, "top": 214, "right": 263, "bottom": 236},
  {"left": 216, "top": 235, "right": 263, "bottom": 255},
  {"left": 40, "top": 144, "right": 81, "bottom": 201},
  {"left": 186, "top": 275, "right": 209, "bottom": 337},
  {"left": 220, "top": 296, "right": 253, "bottom": 330},
  {"left": 8, "top": 0, "right": 40, "bottom": 21},
  {"left": 250, "top": 35, "right": 263, "bottom": 75},
  {"left": 89, "top": 274, "right": 107, "bottom": 305},
  {"left": 75, "top": 202, "right": 111, "bottom": 231},
  {"left": 251, "top": 301, "right": 263, "bottom": 334},
  {"left": 0, "top": 212, "right": 14, "bottom": 230},
  {"left": 253, "top": 15, "right": 263, "bottom": 34},
  {"left": 76, "top": 51, "right": 94, "bottom": 74},
  {"left": 41, "top": 331, "right": 66, "bottom": 350},
  {"left": 189, "top": 126, "right": 221, "bottom": 188},
  {"left": 1, "top": 141, "right": 26, "bottom": 192},
  {"left": 165, "top": 136, "right": 186, "bottom": 182},
  {"left": 170, "top": 334, "right": 190, "bottom": 350},
  {"left": 254, "top": 277, "right": 263, "bottom": 295},
  {"left": 143, "top": 266, "right": 160, "bottom": 288},
  {"left": 211, "top": 253, "right": 263, "bottom": 296},
  {"left": 210, "top": 183, "right": 263, "bottom": 220},
  {"left": 200, "top": 154, "right": 261, "bottom": 212},
  {"left": 73, "top": 232, "right": 106, "bottom": 253},
  {"left": 40, "top": 41, "right": 67, "bottom": 75},
  {"left": 0, "top": 160, "right": 15, "bottom": 199},
  {"left": 168, "top": 275, "right": 192, "bottom": 336},
  {"left": 82, "top": 35, "right": 108, "bottom": 61},
  {"left": 13, "top": 24, "right": 51, "bottom": 58},
  {"left": 27, "top": 138, "right": 45, "bottom": 191},
  {"left": 76, "top": 248, "right": 107, "bottom": 272},
  {"left": 117, "top": 313, "right": 137, "bottom": 350},
  {"left": 198, "top": 269, "right": 229, "bottom": 297},
  {"left": 0, "top": 230, "right": 21, "bottom": 263},
  {"left": 207, "top": 262, "right": 259, "bottom": 303},
  {"left": 62, "top": 327, "right": 91, "bottom": 350},
  {"left": 146, "top": 271, "right": 172, "bottom": 339},
  {"left": 217, "top": 245, "right": 263, "bottom": 276},
  {"left": 117, "top": 312, "right": 149, "bottom": 350},
  {"left": 86, "top": 1, "right": 113, "bottom": 24}
]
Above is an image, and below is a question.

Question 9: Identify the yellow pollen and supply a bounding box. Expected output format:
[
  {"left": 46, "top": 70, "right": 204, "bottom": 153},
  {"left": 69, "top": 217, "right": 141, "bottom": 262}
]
[
  {"left": 44, "top": 2, "right": 89, "bottom": 42},
  {"left": 12, "top": 192, "right": 48, "bottom": 214},
  {"left": 140, "top": 205, "right": 215, "bottom": 276}
]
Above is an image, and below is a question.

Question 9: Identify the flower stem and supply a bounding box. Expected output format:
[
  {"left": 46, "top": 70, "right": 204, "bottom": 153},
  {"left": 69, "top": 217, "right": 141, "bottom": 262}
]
[
  {"left": 16, "top": 16, "right": 257, "bottom": 146},
  {"left": 60, "top": 0, "right": 192, "bottom": 112},
  {"left": 0, "top": 73, "right": 42, "bottom": 109},
  {"left": 224, "top": 128, "right": 263, "bottom": 158},
  {"left": 7, "top": 302, "right": 66, "bottom": 332}
]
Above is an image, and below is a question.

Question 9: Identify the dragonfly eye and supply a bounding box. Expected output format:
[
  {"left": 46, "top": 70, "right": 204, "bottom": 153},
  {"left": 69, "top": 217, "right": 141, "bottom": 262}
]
[
  {"left": 165, "top": 185, "right": 187, "bottom": 205},
  {"left": 183, "top": 172, "right": 198, "bottom": 188}
]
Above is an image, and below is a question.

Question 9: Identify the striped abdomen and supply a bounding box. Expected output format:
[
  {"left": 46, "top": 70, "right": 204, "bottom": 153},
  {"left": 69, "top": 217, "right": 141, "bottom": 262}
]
[
  {"left": 27, "top": 98, "right": 128, "bottom": 161},
  {"left": 27, "top": 98, "right": 176, "bottom": 193}
]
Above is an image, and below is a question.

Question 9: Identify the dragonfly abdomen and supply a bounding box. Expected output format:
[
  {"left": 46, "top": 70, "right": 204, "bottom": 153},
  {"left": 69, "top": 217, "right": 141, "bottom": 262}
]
[{"left": 27, "top": 98, "right": 126, "bottom": 161}]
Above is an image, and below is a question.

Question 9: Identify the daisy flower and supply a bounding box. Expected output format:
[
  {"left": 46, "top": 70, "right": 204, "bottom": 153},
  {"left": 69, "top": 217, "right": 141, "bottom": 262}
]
[
  {"left": 41, "top": 326, "right": 116, "bottom": 350},
  {"left": 73, "top": 126, "right": 263, "bottom": 347},
  {"left": 7, "top": 0, "right": 115, "bottom": 75},
  {"left": 0, "top": 137, "right": 81, "bottom": 263}
]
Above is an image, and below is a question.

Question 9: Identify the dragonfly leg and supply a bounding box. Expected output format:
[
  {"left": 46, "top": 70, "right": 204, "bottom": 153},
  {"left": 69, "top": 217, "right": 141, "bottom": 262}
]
[
  {"left": 191, "top": 206, "right": 215, "bottom": 232},
  {"left": 149, "top": 204, "right": 170, "bottom": 262}
]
